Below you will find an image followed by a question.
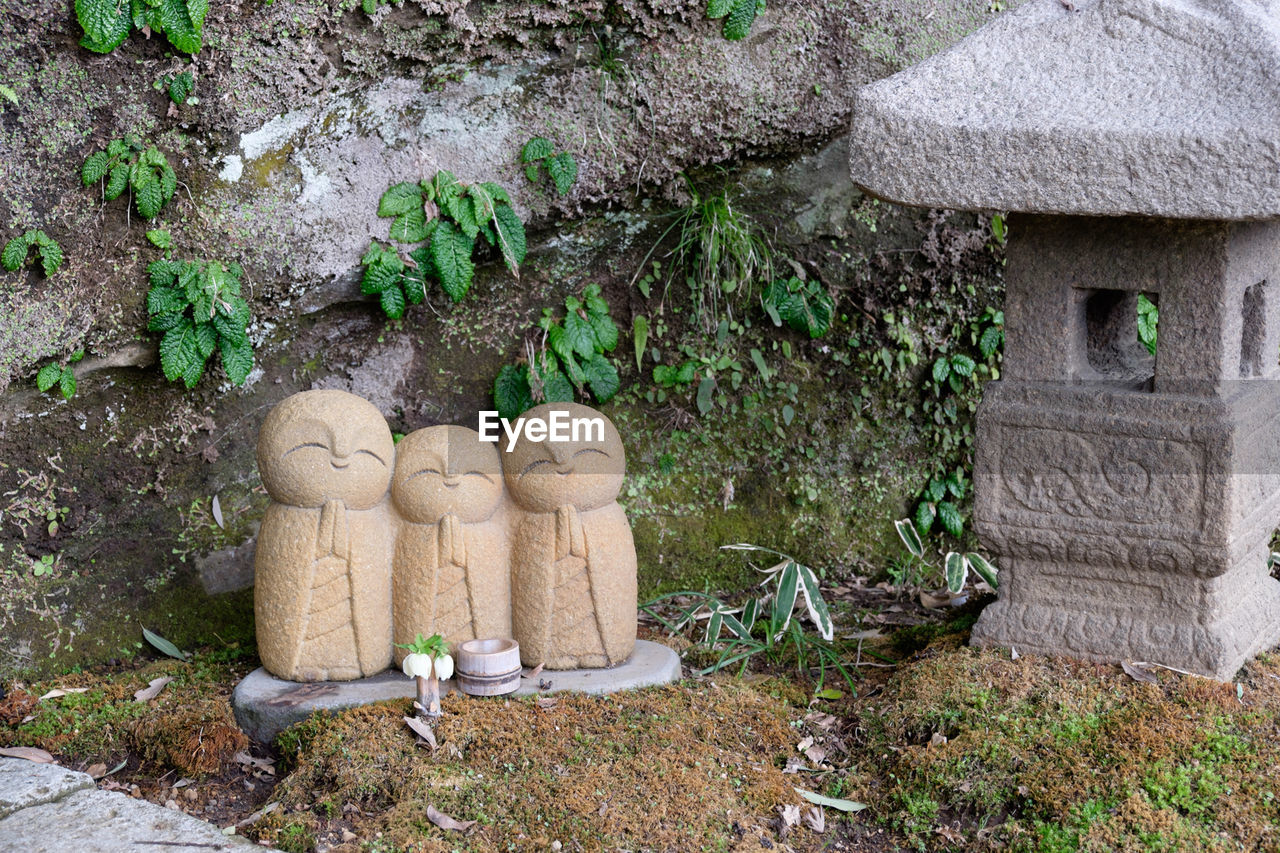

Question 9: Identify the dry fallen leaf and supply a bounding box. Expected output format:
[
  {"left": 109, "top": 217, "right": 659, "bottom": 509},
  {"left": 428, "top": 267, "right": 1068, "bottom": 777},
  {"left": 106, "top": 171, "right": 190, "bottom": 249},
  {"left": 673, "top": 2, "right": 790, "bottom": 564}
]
[
  {"left": 803, "top": 744, "right": 827, "bottom": 765},
  {"left": 234, "top": 751, "right": 276, "bottom": 775},
  {"left": 802, "top": 806, "right": 825, "bottom": 833},
  {"left": 796, "top": 736, "right": 814, "bottom": 752},
  {"left": 779, "top": 803, "right": 801, "bottom": 828},
  {"left": 1010, "top": 646, "right": 1020, "bottom": 660},
  {"left": 521, "top": 663, "right": 545, "bottom": 679},
  {"left": 235, "top": 801, "right": 279, "bottom": 830},
  {"left": 929, "top": 732, "right": 948, "bottom": 747},
  {"left": 134, "top": 676, "right": 174, "bottom": 703},
  {"left": 39, "top": 687, "right": 90, "bottom": 701},
  {"left": 919, "top": 590, "right": 952, "bottom": 609},
  {"left": 0, "top": 746, "right": 54, "bottom": 763},
  {"left": 426, "top": 804, "right": 476, "bottom": 832},
  {"left": 86, "top": 763, "right": 107, "bottom": 779},
  {"left": 211, "top": 495, "right": 224, "bottom": 529},
  {"left": 404, "top": 715, "right": 438, "bottom": 750},
  {"left": 1121, "top": 660, "right": 1158, "bottom": 685},
  {"left": 535, "top": 696, "right": 558, "bottom": 710}
]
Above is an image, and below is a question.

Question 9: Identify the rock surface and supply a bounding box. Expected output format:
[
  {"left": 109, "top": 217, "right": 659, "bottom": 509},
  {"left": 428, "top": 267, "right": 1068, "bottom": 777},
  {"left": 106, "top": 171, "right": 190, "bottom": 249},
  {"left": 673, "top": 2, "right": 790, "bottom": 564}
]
[
  {"left": 0, "top": 758, "right": 275, "bottom": 852},
  {"left": 850, "top": 0, "right": 1280, "bottom": 219}
]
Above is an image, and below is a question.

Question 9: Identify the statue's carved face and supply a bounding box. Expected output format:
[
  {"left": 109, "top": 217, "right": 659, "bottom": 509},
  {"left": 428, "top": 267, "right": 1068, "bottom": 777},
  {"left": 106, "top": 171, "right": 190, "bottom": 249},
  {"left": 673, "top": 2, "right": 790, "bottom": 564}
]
[
  {"left": 257, "top": 390, "right": 394, "bottom": 510},
  {"left": 502, "top": 403, "right": 625, "bottom": 513},
  {"left": 392, "top": 425, "right": 503, "bottom": 524}
]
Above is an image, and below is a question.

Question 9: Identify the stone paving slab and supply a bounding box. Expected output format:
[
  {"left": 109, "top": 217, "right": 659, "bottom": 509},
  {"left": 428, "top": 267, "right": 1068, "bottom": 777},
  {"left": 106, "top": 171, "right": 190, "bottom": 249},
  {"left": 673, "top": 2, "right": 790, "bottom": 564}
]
[
  {"left": 0, "top": 758, "right": 277, "bottom": 852},
  {"left": 0, "top": 759, "right": 93, "bottom": 820},
  {"left": 233, "top": 638, "right": 683, "bottom": 742}
]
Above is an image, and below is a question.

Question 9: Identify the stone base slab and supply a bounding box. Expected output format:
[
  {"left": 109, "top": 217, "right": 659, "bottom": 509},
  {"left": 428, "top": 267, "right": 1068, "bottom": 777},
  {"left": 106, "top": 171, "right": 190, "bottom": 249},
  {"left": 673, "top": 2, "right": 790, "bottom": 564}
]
[{"left": 232, "top": 639, "right": 682, "bottom": 742}]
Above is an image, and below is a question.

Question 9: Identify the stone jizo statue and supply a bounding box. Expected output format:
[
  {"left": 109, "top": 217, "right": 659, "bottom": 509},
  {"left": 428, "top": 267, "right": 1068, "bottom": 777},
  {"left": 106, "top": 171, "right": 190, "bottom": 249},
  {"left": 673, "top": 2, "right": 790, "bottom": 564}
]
[{"left": 253, "top": 393, "right": 637, "bottom": 682}]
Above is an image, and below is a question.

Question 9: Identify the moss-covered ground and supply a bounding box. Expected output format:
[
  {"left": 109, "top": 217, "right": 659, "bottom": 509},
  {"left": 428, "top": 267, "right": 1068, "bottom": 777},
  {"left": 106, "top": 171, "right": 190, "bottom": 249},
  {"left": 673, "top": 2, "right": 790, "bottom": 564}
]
[{"left": 5, "top": 597, "right": 1280, "bottom": 852}]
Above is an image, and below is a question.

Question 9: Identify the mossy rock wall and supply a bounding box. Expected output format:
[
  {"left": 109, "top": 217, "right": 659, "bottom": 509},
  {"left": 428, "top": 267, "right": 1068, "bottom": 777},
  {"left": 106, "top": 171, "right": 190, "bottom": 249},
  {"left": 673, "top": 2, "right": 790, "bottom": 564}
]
[{"left": 0, "top": 0, "right": 1014, "bottom": 677}]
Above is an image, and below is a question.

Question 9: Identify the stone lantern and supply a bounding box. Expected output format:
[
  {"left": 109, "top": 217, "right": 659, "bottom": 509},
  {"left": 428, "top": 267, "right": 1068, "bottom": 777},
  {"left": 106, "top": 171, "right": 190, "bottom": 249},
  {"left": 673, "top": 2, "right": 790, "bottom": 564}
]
[{"left": 849, "top": 0, "right": 1280, "bottom": 679}]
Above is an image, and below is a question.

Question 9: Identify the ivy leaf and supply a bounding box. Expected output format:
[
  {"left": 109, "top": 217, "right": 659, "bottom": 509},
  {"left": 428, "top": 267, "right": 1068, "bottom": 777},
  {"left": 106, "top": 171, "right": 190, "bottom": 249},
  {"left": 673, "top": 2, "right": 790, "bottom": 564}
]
[
  {"left": 494, "top": 364, "right": 533, "bottom": 421},
  {"left": 36, "top": 364, "right": 61, "bottom": 393},
  {"left": 58, "top": 369, "right": 76, "bottom": 399},
  {"left": 546, "top": 152, "right": 578, "bottom": 195},
  {"left": 82, "top": 151, "right": 109, "bottom": 185},
  {"left": 104, "top": 165, "right": 129, "bottom": 201},
  {"left": 167, "top": 70, "right": 194, "bottom": 105},
  {"left": 723, "top": 0, "right": 758, "bottom": 40},
  {"left": 520, "top": 137, "right": 554, "bottom": 163},
  {"left": 563, "top": 311, "right": 597, "bottom": 360},
  {"left": 582, "top": 353, "right": 620, "bottom": 402},
  {"left": 588, "top": 311, "right": 618, "bottom": 352},
  {"left": 159, "top": 319, "right": 199, "bottom": 383},
  {"left": 936, "top": 501, "right": 964, "bottom": 538},
  {"left": 76, "top": 0, "right": 133, "bottom": 53},
  {"left": 219, "top": 335, "right": 253, "bottom": 386},
  {"left": 429, "top": 221, "right": 474, "bottom": 302},
  {"left": 492, "top": 204, "right": 526, "bottom": 276},
  {"left": 380, "top": 284, "right": 407, "bottom": 319},
  {"left": 1, "top": 235, "right": 30, "bottom": 271},
  {"left": 378, "top": 182, "right": 423, "bottom": 217}
]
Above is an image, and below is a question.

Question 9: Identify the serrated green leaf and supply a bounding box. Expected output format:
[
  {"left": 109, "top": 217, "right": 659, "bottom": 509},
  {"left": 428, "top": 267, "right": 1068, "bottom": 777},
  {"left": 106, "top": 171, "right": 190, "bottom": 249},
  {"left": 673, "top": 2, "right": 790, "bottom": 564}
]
[
  {"left": 36, "top": 241, "right": 62, "bottom": 276},
  {"left": 723, "top": 0, "right": 758, "bottom": 39},
  {"left": 142, "top": 626, "right": 188, "bottom": 660},
  {"left": 36, "top": 364, "right": 61, "bottom": 392},
  {"left": 157, "top": 0, "right": 205, "bottom": 54},
  {"left": 452, "top": 196, "right": 481, "bottom": 240},
  {"left": 950, "top": 353, "right": 976, "bottom": 377},
  {"left": 361, "top": 254, "right": 403, "bottom": 295},
  {"left": 707, "top": 0, "right": 733, "bottom": 18},
  {"left": 159, "top": 165, "right": 177, "bottom": 208},
  {"left": 547, "top": 152, "right": 578, "bottom": 195},
  {"left": 538, "top": 363, "right": 575, "bottom": 404},
  {"left": 147, "top": 309, "right": 185, "bottom": 333},
  {"left": 219, "top": 335, "right": 253, "bottom": 386},
  {"left": 524, "top": 163, "right": 541, "bottom": 184},
  {"left": 895, "top": 518, "right": 924, "bottom": 559},
  {"left": 107, "top": 138, "right": 128, "bottom": 159},
  {"left": 82, "top": 151, "right": 109, "bottom": 185},
  {"left": 159, "top": 320, "right": 199, "bottom": 383},
  {"left": 467, "top": 183, "right": 496, "bottom": 228},
  {"left": 147, "top": 285, "right": 187, "bottom": 317},
  {"left": 696, "top": 376, "right": 715, "bottom": 415},
  {"left": 478, "top": 182, "right": 510, "bottom": 206},
  {"left": 492, "top": 204, "right": 526, "bottom": 277},
  {"left": 676, "top": 361, "right": 697, "bottom": 384},
  {"left": 632, "top": 316, "right": 648, "bottom": 372},
  {"left": 778, "top": 285, "right": 833, "bottom": 338},
  {"left": 193, "top": 321, "right": 217, "bottom": 359},
  {"left": 979, "top": 324, "right": 1003, "bottom": 359},
  {"left": 77, "top": 0, "right": 133, "bottom": 53},
  {"left": 494, "top": 364, "right": 534, "bottom": 421},
  {"left": 937, "top": 501, "right": 964, "bottom": 538},
  {"left": 389, "top": 207, "right": 430, "bottom": 243},
  {"left": 135, "top": 174, "right": 164, "bottom": 219},
  {"left": 914, "top": 501, "right": 936, "bottom": 536},
  {"left": 0, "top": 84, "right": 17, "bottom": 106},
  {"left": 520, "top": 136, "right": 554, "bottom": 163},
  {"left": 1, "top": 235, "right": 30, "bottom": 271},
  {"left": 146, "top": 228, "right": 172, "bottom": 249},
  {"left": 582, "top": 353, "right": 619, "bottom": 402},
  {"left": 147, "top": 259, "right": 181, "bottom": 287},
  {"left": 104, "top": 164, "right": 129, "bottom": 200},
  {"left": 167, "top": 70, "right": 194, "bottom": 104},
  {"left": 562, "top": 311, "right": 597, "bottom": 360},
  {"left": 429, "top": 221, "right": 474, "bottom": 302},
  {"left": 378, "top": 182, "right": 423, "bottom": 217},
  {"left": 380, "top": 284, "right": 406, "bottom": 318},
  {"left": 57, "top": 368, "right": 75, "bottom": 399}
]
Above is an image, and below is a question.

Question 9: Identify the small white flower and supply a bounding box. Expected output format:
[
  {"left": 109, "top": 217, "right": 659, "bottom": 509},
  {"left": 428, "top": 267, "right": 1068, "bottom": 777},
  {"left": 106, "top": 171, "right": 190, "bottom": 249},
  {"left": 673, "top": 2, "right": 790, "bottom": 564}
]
[
  {"left": 433, "top": 653, "right": 454, "bottom": 681},
  {"left": 402, "top": 652, "right": 433, "bottom": 679}
]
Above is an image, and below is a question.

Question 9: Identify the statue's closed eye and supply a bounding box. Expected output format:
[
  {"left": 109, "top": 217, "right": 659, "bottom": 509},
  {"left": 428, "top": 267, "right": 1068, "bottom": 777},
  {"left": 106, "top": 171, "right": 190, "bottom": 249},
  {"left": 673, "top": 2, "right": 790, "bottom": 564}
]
[
  {"left": 517, "top": 458, "right": 554, "bottom": 479},
  {"left": 284, "top": 441, "right": 328, "bottom": 457},
  {"left": 465, "top": 470, "right": 496, "bottom": 483},
  {"left": 354, "top": 448, "right": 388, "bottom": 467},
  {"left": 404, "top": 467, "right": 444, "bottom": 484},
  {"left": 573, "top": 448, "right": 610, "bottom": 459}
]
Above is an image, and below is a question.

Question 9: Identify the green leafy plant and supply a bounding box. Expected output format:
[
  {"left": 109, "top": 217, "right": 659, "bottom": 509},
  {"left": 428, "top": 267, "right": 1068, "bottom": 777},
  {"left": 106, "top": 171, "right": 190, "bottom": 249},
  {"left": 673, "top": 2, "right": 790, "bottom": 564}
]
[
  {"left": 2, "top": 230, "right": 63, "bottom": 276},
  {"left": 146, "top": 258, "right": 254, "bottom": 388},
  {"left": 894, "top": 519, "right": 997, "bottom": 594},
  {"left": 761, "top": 276, "right": 834, "bottom": 339},
  {"left": 1137, "top": 293, "right": 1158, "bottom": 357},
  {"left": 706, "top": 0, "right": 766, "bottom": 40},
  {"left": 146, "top": 229, "right": 172, "bottom": 250},
  {"left": 642, "top": 543, "right": 851, "bottom": 692},
  {"left": 520, "top": 137, "right": 578, "bottom": 196},
  {"left": 912, "top": 469, "right": 967, "bottom": 538},
  {"left": 76, "top": 0, "right": 207, "bottom": 54},
  {"left": 653, "top": 360, "right": 698, "bottom": 389},
  {"left": 632, "top": 181, "right": 772, "bottom": 330},
  {"left": 163, "top": 70, "right": 194, "bottom": 105},
  {"left": 493, "top": 283, "right": 620, "bottom": 420},
  {"left": 36, "top": 351, "right": 84, "bottom": 400},
  {"left": 361, "top": 171, "right": 526, "bottom": 318},
  {"left": 82, "top": 137, "right": 177, "bottom": 220}
]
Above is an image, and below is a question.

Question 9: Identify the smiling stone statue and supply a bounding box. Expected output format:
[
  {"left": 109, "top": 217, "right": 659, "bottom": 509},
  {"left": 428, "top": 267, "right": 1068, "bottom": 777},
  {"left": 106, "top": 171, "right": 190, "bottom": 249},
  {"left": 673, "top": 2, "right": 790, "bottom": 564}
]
[
  {"left": 254, "top": 390, "right": 395, "bottom": 682},
  {"left": 391, "top": 425, "right": 511, "bottom": 662},
  {"left": 502, "top": 402, "right": 637, "bottom": 669}
]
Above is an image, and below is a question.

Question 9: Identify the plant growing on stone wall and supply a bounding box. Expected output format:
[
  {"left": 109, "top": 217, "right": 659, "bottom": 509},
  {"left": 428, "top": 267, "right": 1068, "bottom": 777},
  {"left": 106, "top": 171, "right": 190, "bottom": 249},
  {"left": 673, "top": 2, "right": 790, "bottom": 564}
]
[
  {"left": 76, "top": 0, "right": 207, "bottom": 54},
  {"left": 146, "top": 259, "right": 254, "bottom": 388},
  {"left": 35, "top": 351, "right": 84, "bottom": 400},
  {"left": 82, "top": 138, "right": 177, "bottom": 221},
  {"left": 520, "top": 137, "right": 578, "bottom": 196},
  {"left": 2, "top": 230, "right": 63, "bottom": 276},
  {"left": 1137, "top": 293, "right": 1158, "bottom": 356},
  {"left": 361, "top": 172, "right": 526, "bottom": 318},
  {"left": 706, "top": 0, "right": 766, "bottom": 41},
  {"left": 161, "top": 70, "right": 195, "bottom": 105},
  {"left": 493, "top": 284, "right": 620, "bottom": 420},
  {"left": 761, "top": 275, "right": 834, "bottom": 339}
]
